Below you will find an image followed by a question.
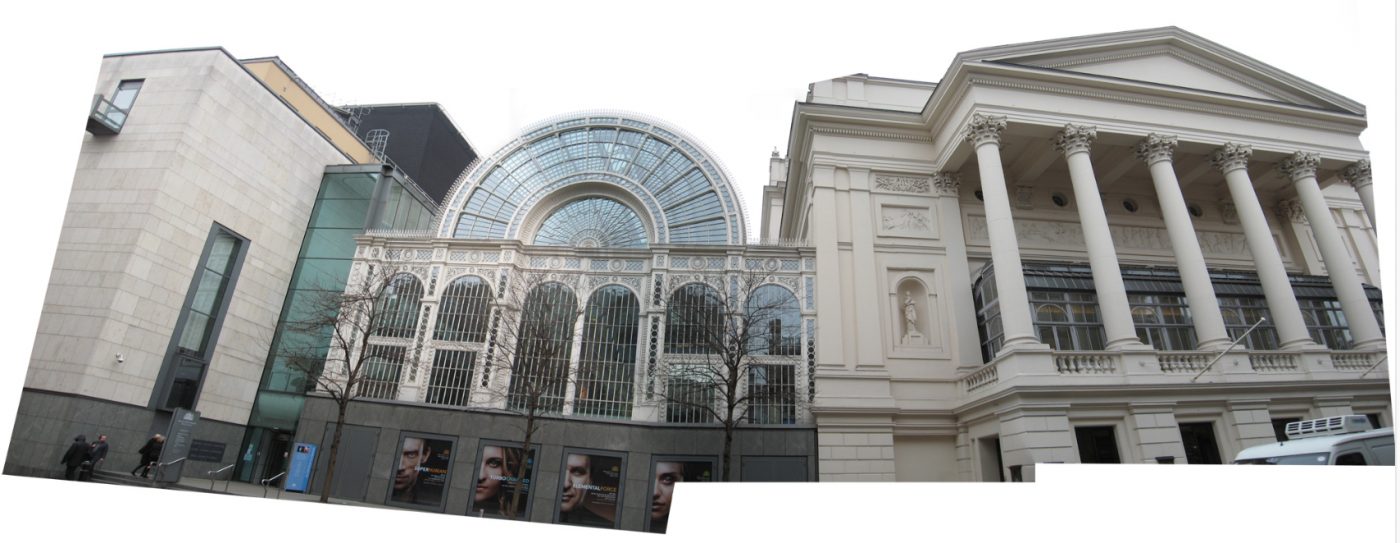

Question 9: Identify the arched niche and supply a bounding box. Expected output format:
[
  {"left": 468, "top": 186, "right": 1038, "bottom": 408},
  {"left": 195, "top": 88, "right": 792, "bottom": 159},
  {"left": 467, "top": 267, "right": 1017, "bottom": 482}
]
[{"left": 895, "top": 277, "right": 930, "bottom": 346}]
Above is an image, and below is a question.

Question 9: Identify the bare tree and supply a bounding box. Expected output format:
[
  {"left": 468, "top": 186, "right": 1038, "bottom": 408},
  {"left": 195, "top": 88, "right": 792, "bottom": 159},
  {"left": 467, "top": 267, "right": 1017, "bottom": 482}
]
[
  {"left": 471, "top": 271, "right": 586, "bottom": 519},
  {"left": 284, "top": 262, "right": 424, "bottom": 504},
  {"left": 656, "top": 271, "right": 804, "bottom": 481}
]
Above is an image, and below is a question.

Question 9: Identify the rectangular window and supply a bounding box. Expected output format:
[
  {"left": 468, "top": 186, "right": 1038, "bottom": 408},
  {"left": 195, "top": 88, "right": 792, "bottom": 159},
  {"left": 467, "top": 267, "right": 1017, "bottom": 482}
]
[
  {"left": 157, "top": 224, "right": 247, "bottom": 410},
  {"left": 1074, "top": 426, "right": 1121, "bottom": 464},
  {"left": 665, "top": 365, "right": 715, "bottom": 423},
  {"left": 99, "top": 79, "right": 144, "bottom": 128},
  {"left": 747, "top": 364, "right": 796, "bottom": 424},
  {"left": 358, "top": 344, "right": 407, "bottom": 400},
  {"left": 425, "top": 349, "right": 475, "bottom": 407}
]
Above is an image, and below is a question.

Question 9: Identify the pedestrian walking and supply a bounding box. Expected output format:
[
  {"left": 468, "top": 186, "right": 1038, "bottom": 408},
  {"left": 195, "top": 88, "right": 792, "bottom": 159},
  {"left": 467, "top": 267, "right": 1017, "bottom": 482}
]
[
  {"left": 88, "top": 434, "right": 109, "bottom": 469},
  {"left": 59, "top": 435, "right": 89, "bottom": 480},
  {"left": 130, "top": 434, "right": 164, "bottom": 478}
]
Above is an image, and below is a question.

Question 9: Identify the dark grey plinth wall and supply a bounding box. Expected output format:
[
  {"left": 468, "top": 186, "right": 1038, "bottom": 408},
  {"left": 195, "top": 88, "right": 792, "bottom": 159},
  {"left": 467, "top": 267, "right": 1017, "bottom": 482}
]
[
  {"left": 295, "top": 394, "right": 817, "bottom": 531},
  {"left": 5, "top": 389, "right": 246, "bottom": 480}
]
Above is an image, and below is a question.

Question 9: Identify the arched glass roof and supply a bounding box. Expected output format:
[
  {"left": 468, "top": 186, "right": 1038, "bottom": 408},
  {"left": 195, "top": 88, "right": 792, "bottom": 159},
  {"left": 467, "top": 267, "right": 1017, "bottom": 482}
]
[
  {"left": 533, "top": 197, "right": 648, "bottom": 248},
  {"left": 438, "top": 112, "right": 746, "bottom": 245}
]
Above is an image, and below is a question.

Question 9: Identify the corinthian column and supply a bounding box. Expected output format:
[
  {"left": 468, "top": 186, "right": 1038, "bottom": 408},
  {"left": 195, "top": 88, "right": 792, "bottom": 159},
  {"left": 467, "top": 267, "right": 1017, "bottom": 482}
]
[
  {"left": 1054, "top": 124, "right": 1142, "bottom": 350},
  {"left": 965, "top": 114, "right": 1041, "bottom": 351},
  {"left": 1136, "top": 135, "right": 1232, "bottom": 350},
  {"left": 1212, "top": 143, "right": 1314, "bottom": 349},
  {"left": 1342, "top": 160, "right": 1375, "bottom": 229},
  {"left": 1280, "top": 152, "right": 1385, "bottom": 350}
]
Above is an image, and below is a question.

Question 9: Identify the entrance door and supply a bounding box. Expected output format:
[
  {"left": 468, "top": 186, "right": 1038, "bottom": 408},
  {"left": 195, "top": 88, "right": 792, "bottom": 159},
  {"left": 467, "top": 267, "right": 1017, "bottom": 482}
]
[
  {"left": 312, "top": 423, "right": 379, "bottom": 501},
  {"left": 1178, "top": 422, "right": 1222, "bottom": 464}
]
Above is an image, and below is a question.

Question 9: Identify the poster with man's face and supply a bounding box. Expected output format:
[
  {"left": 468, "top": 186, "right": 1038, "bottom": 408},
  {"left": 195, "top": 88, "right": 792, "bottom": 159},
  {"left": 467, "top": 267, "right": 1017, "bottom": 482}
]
[
  {"left": 467, "top": 443, "right": 536, "bottom": 519},
  {"left": 388, "top": 435, "right": 453, "bottom": 509},
  {"left": 647, "top": 458, "right": 714, "bottom": 534},
  {"left": 556, "top": 451, "right": 625, "bottom": 528}
]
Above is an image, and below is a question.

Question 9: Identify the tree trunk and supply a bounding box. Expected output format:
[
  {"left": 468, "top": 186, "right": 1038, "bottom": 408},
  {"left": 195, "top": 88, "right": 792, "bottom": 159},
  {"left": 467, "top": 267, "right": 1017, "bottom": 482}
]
[
  {"left": 508, "top": 406, "right": 536, "bottom": 519},
  {"left": 319, "top": 400, "right": 348, "bottom": 503}
]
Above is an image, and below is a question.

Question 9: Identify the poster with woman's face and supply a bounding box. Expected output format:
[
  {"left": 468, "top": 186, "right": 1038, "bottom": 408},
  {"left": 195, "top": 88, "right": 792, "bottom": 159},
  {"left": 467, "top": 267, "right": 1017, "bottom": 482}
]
[
  {"left": 647, "top": 458, "right": 714, "bottom": 533},
  {"left": 556, "top": 451, "right": 625, "bottom": 528},
  {"left": 387, "top": 435, "right": 453, "bottom": 509},
  {"left": 467, "top": 443, "right": 536, "bottom": 519}
]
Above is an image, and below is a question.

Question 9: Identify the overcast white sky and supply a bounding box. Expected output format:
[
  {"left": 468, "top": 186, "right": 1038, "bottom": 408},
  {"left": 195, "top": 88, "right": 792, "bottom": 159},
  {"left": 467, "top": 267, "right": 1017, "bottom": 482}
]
[{"left": 0, "top": 1, "right": 1395, "bottom": 541}]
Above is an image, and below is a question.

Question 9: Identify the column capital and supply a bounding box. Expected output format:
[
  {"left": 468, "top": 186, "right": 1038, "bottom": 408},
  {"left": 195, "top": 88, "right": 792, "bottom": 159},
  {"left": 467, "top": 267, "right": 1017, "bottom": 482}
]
[
  {"left": 932, "top": 171, "right": 960, "bottom": 197},
  {"left": 1276, "top": 198, "right": 1307, "bottom": 224},
  {"left": 1135, "top": 133, "right": 1178, "bottom": 165},
  {"left": 1342, "top": 159, "right": 1372, "bottom": 189},
  {"left": 1052, "top": 124, "right": 1097, "bottom": 156},
  {"left": 964, "top": 114, "right": 1008, "bottom": 148},
  {"left": 1278, "top": 151, "right": 1321, "bottom": 182},
  {"left": 1211, "top": 142, "right": 1252, "bottom": 173}
]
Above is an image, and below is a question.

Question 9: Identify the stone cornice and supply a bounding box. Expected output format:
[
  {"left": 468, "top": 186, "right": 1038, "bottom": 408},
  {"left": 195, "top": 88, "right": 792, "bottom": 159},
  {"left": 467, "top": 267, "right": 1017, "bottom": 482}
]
[{"left": 810, "top": 125, "right": 933, "bottom": 143}]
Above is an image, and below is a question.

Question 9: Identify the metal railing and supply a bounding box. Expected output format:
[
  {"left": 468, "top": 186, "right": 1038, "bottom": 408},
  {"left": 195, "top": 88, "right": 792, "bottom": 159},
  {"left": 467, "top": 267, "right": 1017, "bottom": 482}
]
[
  {"left": 206, "top": 463, "right": 236, "bottom": 493},
  {"left": 261, "top": 471, "right": 287, "bottom": 499},
  {"left": 152, "top": 457, "right": 186, "bottom": 484}
]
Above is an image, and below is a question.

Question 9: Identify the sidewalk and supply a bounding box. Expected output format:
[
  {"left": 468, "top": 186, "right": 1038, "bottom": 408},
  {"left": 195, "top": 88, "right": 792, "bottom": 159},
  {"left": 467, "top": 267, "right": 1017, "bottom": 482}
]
[{"left": 107, "top": 470, "right": 394, "bottom": 509}]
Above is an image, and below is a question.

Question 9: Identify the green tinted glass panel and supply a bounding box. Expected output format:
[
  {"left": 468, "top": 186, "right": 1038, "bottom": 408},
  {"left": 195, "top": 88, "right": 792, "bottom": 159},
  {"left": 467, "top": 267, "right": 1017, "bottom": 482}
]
[
  {"left": 248, "top": 391, "right": 306, "bottom": 428},
  {"left": 299, "top": 228, "right": 361, "bottom": 259},
  {"left": 309, "top": 198, "right": 372, "bottom": 230},
  {"left": 319, "top": 173, "right": 379, "bottom": 200},
  {"left": 290, "top": 257, "right": 353, "bottom": 292}
]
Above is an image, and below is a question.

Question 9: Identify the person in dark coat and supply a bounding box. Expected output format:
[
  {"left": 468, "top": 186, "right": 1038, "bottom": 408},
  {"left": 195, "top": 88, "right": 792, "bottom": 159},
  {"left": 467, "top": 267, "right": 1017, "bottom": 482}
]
[
  {"left": 59, "top": 435, "right": 89, "bottom": 480},
  {"left": 131, "top": 434, "right": 164, "bottom": 478},
  {"left": 88, "top": 434, "right": 110, "bottom": 470}
]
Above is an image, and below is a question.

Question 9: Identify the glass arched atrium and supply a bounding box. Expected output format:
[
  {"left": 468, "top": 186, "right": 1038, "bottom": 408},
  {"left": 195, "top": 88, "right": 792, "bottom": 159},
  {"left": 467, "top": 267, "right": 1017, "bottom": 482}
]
[{"left": 439, "top": 113, "right": 747, "bottom": 245}]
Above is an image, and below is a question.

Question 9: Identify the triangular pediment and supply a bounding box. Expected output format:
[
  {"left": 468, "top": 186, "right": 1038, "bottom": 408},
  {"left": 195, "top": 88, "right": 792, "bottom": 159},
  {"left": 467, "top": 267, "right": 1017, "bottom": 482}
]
[{"left": 960, "top": 27, "right": 1363, "bottom": 115}]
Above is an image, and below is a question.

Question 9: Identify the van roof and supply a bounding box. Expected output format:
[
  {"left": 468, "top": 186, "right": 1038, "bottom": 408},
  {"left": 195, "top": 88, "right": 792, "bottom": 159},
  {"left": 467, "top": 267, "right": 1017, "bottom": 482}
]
[{"left": 1234, "top": 427, "right": 1393, "bottom": 461}]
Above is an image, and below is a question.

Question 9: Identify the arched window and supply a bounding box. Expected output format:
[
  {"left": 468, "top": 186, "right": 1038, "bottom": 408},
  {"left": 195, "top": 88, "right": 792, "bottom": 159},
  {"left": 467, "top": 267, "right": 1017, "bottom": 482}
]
[
  {"left": 533, "top": 197, "right": 649, "bottom": 248},
  {"left": 665, "top": 283, "right": 724, "bottom": 354},
  {"left": 745, "top": 285, "right": 800, "bottom": 356},
  {"left": 508, "top": 282, "right": 578, "bottom": 413},
  {"left": 433, "top": 276, "right": 493, "bottom": 342},
  {"left": 360, "top": 273, "right": 423, "bottom": 399},
  {"left": 373, "top": 273, "right": 424, "bottom": 339},
  {"left": 574, "top": 286, "right": 640, "bottom": 419}
]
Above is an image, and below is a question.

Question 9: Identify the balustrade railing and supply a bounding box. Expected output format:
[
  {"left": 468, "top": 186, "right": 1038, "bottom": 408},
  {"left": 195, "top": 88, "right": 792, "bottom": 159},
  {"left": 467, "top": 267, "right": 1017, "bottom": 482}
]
[
  {"left": 1332, "top": 351, "right": 1380, "bottom": 370},
  {"left": 1157, "top": 352, "right": 1211, "bottom": 373},
  {"left": 962, "top": 363, "right": 999, "bottom": 392},
  {"left": 1053, "top": 353, "right": 1118, "bottom": 375},
  {"left": 1248, "top": 352, "right": 1300, "bottom": 372}
]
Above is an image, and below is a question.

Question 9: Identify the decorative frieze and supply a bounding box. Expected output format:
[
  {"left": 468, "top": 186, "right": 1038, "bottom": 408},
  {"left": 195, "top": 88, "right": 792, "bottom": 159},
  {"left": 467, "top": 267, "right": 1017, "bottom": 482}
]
[
  {"left": 964, "top": 216, "right": 1250, "bottom": 256},
  {"left": 880, "top": 206, "right": 933, "bottom": 234},
  {"left": 873, "top": 174, "right": 931, "bottom": 193},
  {"left": 1014, "top": 186, "right": 1034, "bottom": 210},
  {"left": 1219, "top": 203, "right": 1239, "bottom": 225}
]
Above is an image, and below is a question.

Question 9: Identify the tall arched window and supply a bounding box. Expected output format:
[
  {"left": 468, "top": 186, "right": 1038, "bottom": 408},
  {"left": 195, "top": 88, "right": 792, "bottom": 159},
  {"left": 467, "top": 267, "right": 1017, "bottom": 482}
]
[
  {"left": 665, "top": 283, "right": 724, "bottom": 354},
  {"left": 508, "top": 282, "right": 578, "bottom": 413},
  {"left": 360, "top": 273, "right": 424, "bottom": 399},
  {"left": 425, "top": 276, "right": 493, "bottom": 407},
  {"left": 745, "top": 285, "right": 800, "bottom": 356},
  {"left": 373, "top": 273, "right": 424, "bottom": 338},
  {"left": 574, "top": 285, "right": 640, "bottom": 419},
  {"left": 433, "top": 276, "right": 493, "bottom": 342}
]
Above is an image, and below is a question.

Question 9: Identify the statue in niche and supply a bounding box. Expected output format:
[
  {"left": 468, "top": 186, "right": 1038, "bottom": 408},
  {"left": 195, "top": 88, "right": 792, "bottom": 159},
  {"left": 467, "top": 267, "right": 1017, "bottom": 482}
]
[{"left": 901, "top": 291, "right": 925, "bottom": 345}]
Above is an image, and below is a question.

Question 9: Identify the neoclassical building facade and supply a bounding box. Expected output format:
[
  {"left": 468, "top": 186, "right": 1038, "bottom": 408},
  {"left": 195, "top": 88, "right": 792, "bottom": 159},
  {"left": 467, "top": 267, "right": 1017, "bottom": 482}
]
[{"left": 767, "top": 27, "right": 1388, "bottom": 481}]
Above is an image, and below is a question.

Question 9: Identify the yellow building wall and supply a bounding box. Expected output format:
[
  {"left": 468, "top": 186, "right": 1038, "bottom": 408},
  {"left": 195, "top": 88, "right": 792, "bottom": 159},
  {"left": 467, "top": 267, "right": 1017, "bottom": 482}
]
[{"left": 242, "top": 60, "right": 374, "bottom": 164}]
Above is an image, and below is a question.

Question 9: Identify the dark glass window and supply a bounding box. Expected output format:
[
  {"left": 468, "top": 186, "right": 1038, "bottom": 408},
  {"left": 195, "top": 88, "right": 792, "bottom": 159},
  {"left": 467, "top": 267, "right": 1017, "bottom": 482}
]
[
  {"left": 574, "top": 285, "right": 640, "bottom": 419},
  {"left": 1075, "top": 426, "right": 1121, "bottom": 464},
  {"left": 1130, "top": 294, "right": 1197, "bottom": 350},
  {"left": 425, "top": 349, "right": 475, "bottom": 406},
  {"left": 1030, "top": 291, "right": 1105, "bottom": 351},
  {"left": 105, "top": 79, "right": 143, "bottom": 126},
  {"left": 161, "top": 225, "right": 246, "bottom": 410},
  {"left": 507, "top": 283, "right": 578, "bottom": 413},
  {"left": 373, "top": 274, "right": 424, "bottom": 338},
  {"left": 1216, "top": 296, "right": 1279, "bottom": 350},
  {"left": 1272, "top": 418, "right": 1300, "bottom": 442},
  {"left": 1178, "top": 422, "right": 1222, "bottom": 464},
  {"left": 665, "top": 283, "right": 724, "bottom": 354},
  {"left": 747, "top": 364, "right": 796, "bottom": 424},
  {"left": 433, "top": 276, "right": 493, "bottom": 342},
  {"left": 746, "top": 285, "right": 801, "bottom": 356}
]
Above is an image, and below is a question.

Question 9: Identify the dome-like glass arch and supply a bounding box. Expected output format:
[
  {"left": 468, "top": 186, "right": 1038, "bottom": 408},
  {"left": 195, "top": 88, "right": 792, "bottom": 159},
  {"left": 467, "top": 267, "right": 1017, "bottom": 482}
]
[
  {"left": 439, "top": 112, "right": 747, "bottom": 244},
  {"left": 533, "top": 197, "right": 648, "bottom": 248}
]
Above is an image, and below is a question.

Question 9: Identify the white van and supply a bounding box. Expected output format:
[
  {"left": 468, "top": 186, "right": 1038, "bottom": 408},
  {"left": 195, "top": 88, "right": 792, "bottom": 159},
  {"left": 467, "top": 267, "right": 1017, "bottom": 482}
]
[{"left": 1233, "top": 415, "right": 1394, "bottom": 466}]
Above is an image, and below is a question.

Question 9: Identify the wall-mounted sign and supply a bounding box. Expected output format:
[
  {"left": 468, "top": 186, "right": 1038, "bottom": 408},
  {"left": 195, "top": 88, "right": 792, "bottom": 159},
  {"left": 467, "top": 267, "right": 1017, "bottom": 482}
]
[
  {"left": 285, "top": 443, "right": 317, "bottom": 493},
  {"left": 386, "top": 434, "right": 454, "bottom": 510},
  {"left": 466, "top": 441, "right": 537, "bottom": 520},
  {"left": 647, "top": 457, "right": 715, "bottom": 534},
  {"left": 555, "top": 450, "right": 626, "bottom": 529}
]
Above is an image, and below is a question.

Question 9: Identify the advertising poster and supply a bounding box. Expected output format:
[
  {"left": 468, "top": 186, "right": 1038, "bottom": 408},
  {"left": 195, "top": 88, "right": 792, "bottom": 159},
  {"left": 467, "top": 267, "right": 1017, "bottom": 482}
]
[
  {"left": 648, "top": 458, "right": 715, "bottom": 534},
  {"left": 556, "top": 451, "right": 625, "bottom": 529},
  {"left": 387, "top": 435, "right": 453, "bottom": 509},
  {"left": 467, "top": 442, "right": 536, "bottom": 519}
]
